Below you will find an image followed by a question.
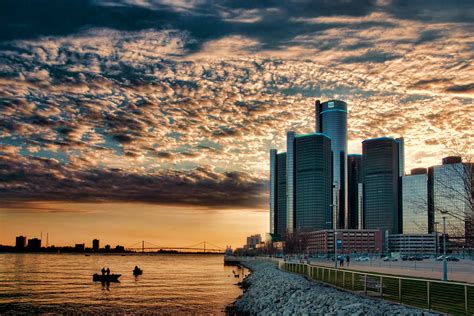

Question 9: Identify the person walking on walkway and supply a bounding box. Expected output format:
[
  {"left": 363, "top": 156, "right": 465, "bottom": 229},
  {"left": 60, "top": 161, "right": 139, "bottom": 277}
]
[{"left": 346, "top": 254, "right": 350, "bottom": 267}]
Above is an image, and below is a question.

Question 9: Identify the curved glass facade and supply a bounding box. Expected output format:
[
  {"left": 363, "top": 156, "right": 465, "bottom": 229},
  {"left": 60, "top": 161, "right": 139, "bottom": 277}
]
[
  {"left": 294, "top": 133, "right": 332, "bottom": 231},
  {"left": 315, "top": 100, "right": 348, "bottom": 229},
  {"left": 362, "top": 137, "right": 401, "bottom": 235},
  {"left": 286, "top": 131, "right": 296, "bottom": 234}
]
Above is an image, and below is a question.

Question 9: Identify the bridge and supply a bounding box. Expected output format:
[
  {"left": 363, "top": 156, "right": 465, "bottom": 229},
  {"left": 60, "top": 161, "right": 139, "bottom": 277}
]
[{"left": 125, "top": 241, "right": 226, "bottom": 253}]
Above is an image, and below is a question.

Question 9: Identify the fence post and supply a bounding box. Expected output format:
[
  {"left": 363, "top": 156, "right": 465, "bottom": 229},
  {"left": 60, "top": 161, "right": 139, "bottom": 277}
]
[
  {"left": 465, "top": 285, "right": 468, "bottom": 315},
  {"left": 364, "top": 274, "right": 367, "bottom": 295},
  {"left": 380, "top": 276, "right": 383, "bottom": 297},
  {"left": 352, "top": 272, "right": 355, "bottom": 290},
  {"left": 427, "top": 281, "right": 430, "bottom": 311},
  {"left": 399, "top": 278, "right": 402, "bottom": 303},
  {"left": 343, "top": 271, "right": 345, "bottom": 288}
]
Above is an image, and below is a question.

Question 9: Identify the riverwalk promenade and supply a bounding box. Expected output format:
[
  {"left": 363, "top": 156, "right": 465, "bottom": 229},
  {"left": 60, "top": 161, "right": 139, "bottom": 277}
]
[{"left": 308, "top": 258, "right": 474, "bottom": 284}]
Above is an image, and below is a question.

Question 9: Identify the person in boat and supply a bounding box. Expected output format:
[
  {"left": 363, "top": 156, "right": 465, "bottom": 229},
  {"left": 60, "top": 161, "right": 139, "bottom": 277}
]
[
  {"left": 106, "top": 268, "right": 110, "bottom": 275},
  {"left": 133, "top": 266, "right": 141, "bottom": 274},
  {"left": 101, "top": 267, "right": 106, "bottom": 276}
]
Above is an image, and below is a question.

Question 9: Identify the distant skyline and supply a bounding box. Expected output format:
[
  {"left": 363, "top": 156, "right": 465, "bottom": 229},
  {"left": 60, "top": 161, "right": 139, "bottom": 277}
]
[{"left": 0, "top": 0, "right": 473, "bottom": 246}]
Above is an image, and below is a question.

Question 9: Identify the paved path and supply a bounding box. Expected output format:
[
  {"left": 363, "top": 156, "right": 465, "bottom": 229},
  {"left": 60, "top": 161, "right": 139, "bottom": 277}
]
[{"left": 308, "top": 259, "right": 474, "bottom": 284}]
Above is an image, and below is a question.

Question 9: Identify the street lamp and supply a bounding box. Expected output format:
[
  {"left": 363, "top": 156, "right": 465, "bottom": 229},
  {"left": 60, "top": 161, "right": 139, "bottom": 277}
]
[{"left": 434, "top": 221, "right": 439, "bottom": 257}]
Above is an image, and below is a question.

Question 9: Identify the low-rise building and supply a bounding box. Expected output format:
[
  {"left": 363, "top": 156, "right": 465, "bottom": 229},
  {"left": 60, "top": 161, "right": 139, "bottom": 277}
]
[
  {"left": 245, "top": 234, "right": 262, "bottom": 250},
  {"left": 304, "top": 229, "right": 382, "bottom": 254},
  {"left": 388, "top": 234, "right": 438, "bottom": 255},
  {"left": 27, "top": 238, "right": 41, "bottom": 251},
  {"left": 15, "top": 236, "right": 27, "bottom": 250}
]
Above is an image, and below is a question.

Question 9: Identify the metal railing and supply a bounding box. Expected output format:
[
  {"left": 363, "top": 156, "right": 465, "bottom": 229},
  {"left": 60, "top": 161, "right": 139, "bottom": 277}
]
[{"left": 279, "top": 261, "right": 474, "bottom": 315}]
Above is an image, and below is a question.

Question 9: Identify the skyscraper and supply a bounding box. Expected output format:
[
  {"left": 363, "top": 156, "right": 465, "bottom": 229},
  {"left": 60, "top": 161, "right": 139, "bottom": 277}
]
[
  {"left": 93, "top": 239, "right": 100, "bottom": 252},
  {"left": 315, "top": 100, "right": 348, "bottom": 229},
  {"left": 286, "top": 131, "right": 296, "bottom": 234},
  {"left": 402, "top": 168, "right": 428, "bottom": 234},
  {"left": 276, "top": 153, "right": 287, "bottom": 237},
  {"left": 362, "top": 137, "right": 402, "bottom": 235},
  {"left": 270, "top": 149, "right": 277, "bottom": 235},
  {"left": 428, "top": 157, "right": 473, "bottom": 244},
  {"left": 270, "top": 149, "right": 288, "bottom": 238},
  {"left": 15, "top": 236, "right": 26, "bottom": 250},
  {"left": 347, "top": 154, "right": 363, "bottom": 229},
  {"left": 294, "top": 133, "right": 332, "bottom": 231}
]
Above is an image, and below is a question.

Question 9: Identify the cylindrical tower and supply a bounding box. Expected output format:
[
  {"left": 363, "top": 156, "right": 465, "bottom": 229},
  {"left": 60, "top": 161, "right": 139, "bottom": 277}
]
[{"left": 315, "top": 99, "right": 348, "bottom": 229}]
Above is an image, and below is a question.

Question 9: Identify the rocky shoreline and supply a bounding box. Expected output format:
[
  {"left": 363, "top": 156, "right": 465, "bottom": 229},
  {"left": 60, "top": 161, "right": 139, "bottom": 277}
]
[{"left": 227, "top": 260, "right": 438, "bottom": 315}]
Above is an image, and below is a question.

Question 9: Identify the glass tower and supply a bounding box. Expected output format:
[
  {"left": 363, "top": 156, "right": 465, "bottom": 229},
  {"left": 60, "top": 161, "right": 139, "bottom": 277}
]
[
  {"left": 286, "top": 131, "right": 296, "bottom": 234},
  {"left": 348, "top": 154, "right": 362, "bottom": 229},
  {"left": 428, "top": 157, "right": 472, "bottom": 242},
  {"left": 294, "top": 133, "right": 332, "bottom": 231},
  {"left": 276, "top": 153, "right": 287, "bottom": 237},
  {"left": 269, "top": 149, "right": 277, "bottom": 235},
  {"left": 402, "top": 168, "right": 428, "bottom": 234},
  {"left": 315, "top": 100, "right": 348, "bottom": 229},
  {"left": 362, "top": 137, "right": 401, "bottom": 235}
]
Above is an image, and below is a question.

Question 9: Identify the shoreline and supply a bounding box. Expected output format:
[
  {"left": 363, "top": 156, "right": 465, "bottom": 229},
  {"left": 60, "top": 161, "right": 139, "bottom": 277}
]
[{"left": 227, "top": 259, "right": 439, "bottom": 315}]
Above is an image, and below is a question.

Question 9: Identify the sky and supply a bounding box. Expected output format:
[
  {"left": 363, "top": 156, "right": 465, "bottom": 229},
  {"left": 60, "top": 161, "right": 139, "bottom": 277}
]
[{"left": 0, "top": 0, "right": 473, "bottom": 248}]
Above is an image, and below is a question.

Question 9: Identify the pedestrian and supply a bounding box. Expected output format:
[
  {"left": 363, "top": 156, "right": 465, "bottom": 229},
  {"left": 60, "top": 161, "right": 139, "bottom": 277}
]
[
  {"left": 101, "top": 267, "right": 106, "bottom": 275},
  {"left": 339, "top": 256, "right": 344, "bottom": 267},
  {"left": 346, "top": 254, "right": 350, "bottom": 267},
  {"left": 106, "top": 267, "right": 110, "bottom": 275}
]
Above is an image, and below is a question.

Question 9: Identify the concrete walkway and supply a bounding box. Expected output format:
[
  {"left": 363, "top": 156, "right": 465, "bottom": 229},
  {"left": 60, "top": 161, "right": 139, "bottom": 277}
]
[{"left": 309, "top": 260, "right": 474, "bottom": 284}]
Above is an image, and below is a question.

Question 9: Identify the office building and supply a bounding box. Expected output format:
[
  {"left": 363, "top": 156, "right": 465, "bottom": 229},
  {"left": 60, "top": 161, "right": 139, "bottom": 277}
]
[
  {"left": 388, "top": 234, "right": 437, "bottom": 255},
  {"left": 304, "top": 229, "right": 382, "bottom": 254},
  {"left": 286, "top": 131, "right": 296, "bottom": 234},
  {"left": 347, "top": 154, "right": 363, "bottom": 229},
  {"left": 246, "top": 234, "right": 262, "bottom": 250},
  {"left": 27, "top": 238, "right": 41, "bottom": 252},
  {"left": 315, "top": 100, "right": 348, "bottom": 229},
  {"left": 402, "top": 168, "right": 429, "bottom": 234},
  {"left": 92, "top": 239, "right": 100, "bottom": 252},
  {"left": 270, "top": 150, "right": 288, "bottom": 238},
  {"left": 362, "top": 137, "right": 402, "bottom": 235},
  {"left": 428, "top": 157, "right": 473, "bottom": 244},
  {"left": 15, "top": 236, "right": 27, "bottom": 250},
  {"left": 294, "top": 133, "right": 332, "bottom": 231},
  {"left": 270, "top": 149, "right": 277, "bottom": 235}
]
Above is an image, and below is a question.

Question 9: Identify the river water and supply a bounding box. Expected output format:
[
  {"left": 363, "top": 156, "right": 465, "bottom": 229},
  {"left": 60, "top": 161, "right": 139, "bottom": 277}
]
[{"left": 0, "top": 253, "right": 247, "bottom": 314}]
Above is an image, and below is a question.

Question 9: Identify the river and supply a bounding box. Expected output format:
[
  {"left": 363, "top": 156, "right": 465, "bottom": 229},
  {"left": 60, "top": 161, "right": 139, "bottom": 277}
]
[{"left": 0, "top": 253, "right": 246, "bottom": 314}]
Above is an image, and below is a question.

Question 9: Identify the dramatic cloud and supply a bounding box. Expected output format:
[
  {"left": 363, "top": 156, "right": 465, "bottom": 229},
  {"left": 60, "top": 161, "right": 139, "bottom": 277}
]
[{"left": 0, "top": 0, "right": 473, "bottom": 210}]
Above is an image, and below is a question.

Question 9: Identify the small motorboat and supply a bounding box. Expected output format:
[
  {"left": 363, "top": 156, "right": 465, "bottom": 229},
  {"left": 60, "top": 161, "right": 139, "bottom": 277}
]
[
  {"left": 133, "top": 267, "right": 143, "bottom": 276},
  {"left": 93, "top": 273, "right": 121, "bottom": 282}
]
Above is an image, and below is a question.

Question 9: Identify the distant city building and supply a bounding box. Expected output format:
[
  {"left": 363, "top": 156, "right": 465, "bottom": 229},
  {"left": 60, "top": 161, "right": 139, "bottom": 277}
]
[
  {"left": 75, "top": 243, "right": 85, "bottom": 252},
  {"left": 15, "top": 236, "right": 26, "bottom": 250},
  {"left": 269, "top": 150, "right": 287, "bottom": 238},
  {"left": 402, "top": 168, "right": 429, "bottom": 234},
  {"left": 388, "top": 234, "right": 438, "bottom": 255},
  {"left": 115, "top": 245, "right": 125, "bottom": 252},
  {"left": 27, "top": 238, "right": 41, "bottom": 251},
  {"left": 246, "top": 234, "right": 262, "bottom": 250},
  {"left": 428, "top": 157, "right": 473, "bottom": 244},
  {"left": 304, "top": 229, "right": 382, "bottom": 254},
  {"left": 92, "top": 239, "right": 100, "bottom": 252},
  {"left": 294, "top": 133, "right": 332, "bottom": 231},
  {"left": 362, "top": 137, "right": 403, "bottom": 235},
  {"left": 286, "top": 131, "right": 296, "bottom": 234},
  {"left": 315, "top": 100, "right": 348, "bottom": 229},
  {"left": 104, "top": 244, "right": 111, "bottom": 252},
  {"left": 347, "top": 154, "right": 363, "bottom": 229}
]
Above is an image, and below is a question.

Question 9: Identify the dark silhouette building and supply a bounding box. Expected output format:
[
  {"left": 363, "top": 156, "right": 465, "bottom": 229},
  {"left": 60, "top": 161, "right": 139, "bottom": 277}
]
[
  {"left": 27, "top": 238, "right": 41, "bottom": 252},
  {"left": 269, "top": 150, "right": 287, "bottom": 239},
  {"left": 315, "top": 100, "right": 348, "bottom": 229},
  {"left": 75, "top": 243, "right": 85, "bottom": 252},
  {"left": 362, "top": 137, "right": 403, "bottom": 235},
  {"left": 92, "top": 239, "right": 99, "bottom": 252},
  {"left": 347, "top": 154, "right": 363, "bottom": 229},
  {"left": 294, "top": 133, "right": 332, "bottom": 231},
  {"left": 15, "top": 236, "right": 27, "bottom": 250}
]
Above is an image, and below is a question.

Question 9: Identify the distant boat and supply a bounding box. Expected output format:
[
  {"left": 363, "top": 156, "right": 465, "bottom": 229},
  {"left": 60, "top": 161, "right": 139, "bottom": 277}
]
[
  {"left": 93, "top": 274, "right": 121, "bottom": 282},
  {"left": 133, "top": 268, "right": 143, "bottom": 276}
]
